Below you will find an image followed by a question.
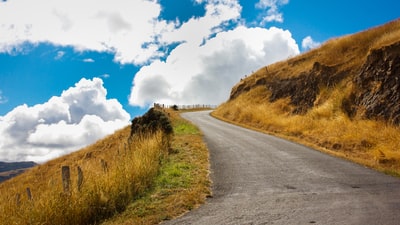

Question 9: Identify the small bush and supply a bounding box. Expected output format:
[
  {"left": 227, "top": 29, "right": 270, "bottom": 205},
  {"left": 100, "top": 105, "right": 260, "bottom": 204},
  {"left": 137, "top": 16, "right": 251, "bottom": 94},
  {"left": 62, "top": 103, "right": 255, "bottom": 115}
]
[
  {"left": 171, "top": 105, "right": 179, "bottom": 111},
  {"left": 130, "top": 108, "right": 173, "bottom": 137}
]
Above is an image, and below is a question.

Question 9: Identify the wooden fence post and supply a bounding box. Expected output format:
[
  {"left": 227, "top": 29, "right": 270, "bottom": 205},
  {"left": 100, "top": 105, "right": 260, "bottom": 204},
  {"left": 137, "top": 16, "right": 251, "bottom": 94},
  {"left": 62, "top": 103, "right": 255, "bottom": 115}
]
[
  {"left": 62, "top": 166, "right": 71, "bottom": 194},
  {"left": 26, "top": 187, "right": 32, "bottom": 201},
  {"left": 77, "top": 166, "right": 83, "bottom": 192},
  {"left": 101, "top": 159, "right": 108, "bottom": 173},
  {"left": 15, "top": 193, "right": 21, "bottom": 206}
]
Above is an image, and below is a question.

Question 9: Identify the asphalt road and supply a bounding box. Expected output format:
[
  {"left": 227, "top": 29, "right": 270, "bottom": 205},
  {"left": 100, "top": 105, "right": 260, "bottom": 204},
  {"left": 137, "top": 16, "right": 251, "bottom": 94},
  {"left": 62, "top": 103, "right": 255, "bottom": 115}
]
[{"left": 163, "top": 110, "right": 400, "bottom": 225}]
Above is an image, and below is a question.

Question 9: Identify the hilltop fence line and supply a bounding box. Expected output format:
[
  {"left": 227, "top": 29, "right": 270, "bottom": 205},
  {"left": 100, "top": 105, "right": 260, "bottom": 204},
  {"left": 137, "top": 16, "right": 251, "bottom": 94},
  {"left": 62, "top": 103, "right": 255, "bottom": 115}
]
[{"left": 153, "top": 103, "right": 217, "bottom": 110}]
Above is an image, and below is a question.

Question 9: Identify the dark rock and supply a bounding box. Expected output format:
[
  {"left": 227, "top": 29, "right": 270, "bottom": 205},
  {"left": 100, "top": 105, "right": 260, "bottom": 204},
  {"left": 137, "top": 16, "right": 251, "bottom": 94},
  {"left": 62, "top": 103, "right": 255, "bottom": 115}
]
[{"left": 349, "top": 42, "right": 400, "bottom": 124}]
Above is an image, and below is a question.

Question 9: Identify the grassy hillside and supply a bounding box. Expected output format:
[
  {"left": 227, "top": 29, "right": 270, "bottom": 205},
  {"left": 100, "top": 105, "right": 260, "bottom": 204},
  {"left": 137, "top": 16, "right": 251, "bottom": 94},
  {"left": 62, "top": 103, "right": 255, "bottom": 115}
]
[
  {"left": 0, "top": 109, "right": 210, "bottom": 225},
  {"left": 0, "top": 161, "right": 37, "bottom": 183},
  {"left": 213, "top": 19, "right": 400, "bottom": 176}
]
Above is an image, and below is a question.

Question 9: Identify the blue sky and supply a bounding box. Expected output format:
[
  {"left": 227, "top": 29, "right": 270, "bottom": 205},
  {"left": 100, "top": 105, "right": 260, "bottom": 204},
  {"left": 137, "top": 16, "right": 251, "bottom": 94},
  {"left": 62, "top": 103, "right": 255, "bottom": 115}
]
[{"left": 0, "top": 0, "right": 398, "bottom": 162}]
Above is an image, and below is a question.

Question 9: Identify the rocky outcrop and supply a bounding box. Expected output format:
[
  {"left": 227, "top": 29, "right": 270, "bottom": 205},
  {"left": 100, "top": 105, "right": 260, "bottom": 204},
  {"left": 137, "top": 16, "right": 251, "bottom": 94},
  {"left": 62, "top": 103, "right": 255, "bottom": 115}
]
[
  {"left": 230, "top": 62, "right": 347, "bottom": 114},
  {"left": 230, "top": 37, "right": 400, "bottom": 125},
  {"left": 347, "top": 42, "right": 400, "bottom": 124},
  {"left": 267, "top": 62, "right": 347, "bottom": 113}
]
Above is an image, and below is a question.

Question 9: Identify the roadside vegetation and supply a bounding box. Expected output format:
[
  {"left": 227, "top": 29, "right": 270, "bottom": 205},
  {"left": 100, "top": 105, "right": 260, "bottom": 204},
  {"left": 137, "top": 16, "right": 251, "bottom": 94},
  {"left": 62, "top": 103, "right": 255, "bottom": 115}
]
[
  {"left": 213, "top": 88, "right": 400, "bottom": 176},
  {"left": 0, "top": 108, "right": 210, "bottom": 225},
  {"left": 213, "top": 19, "right": 400, "bottom": 176}
]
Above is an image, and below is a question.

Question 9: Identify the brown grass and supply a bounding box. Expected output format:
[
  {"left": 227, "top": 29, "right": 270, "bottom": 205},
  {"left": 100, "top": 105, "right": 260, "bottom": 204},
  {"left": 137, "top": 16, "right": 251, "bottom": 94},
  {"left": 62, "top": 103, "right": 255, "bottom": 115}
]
[
  {"left": 214, "top": 19, "right": 400, "bottom": 176},
  {"left": 101, "top": 109, "right": 210, "bottom": 224},
  {"left": 0, "top": 127, "right": 168, "bottom": 225},
  {"left": 0, "top": 109, "right": 210, "bottom": 225},
  {"left": 213, "top": 85, "right": 400, "bottom": 175}
]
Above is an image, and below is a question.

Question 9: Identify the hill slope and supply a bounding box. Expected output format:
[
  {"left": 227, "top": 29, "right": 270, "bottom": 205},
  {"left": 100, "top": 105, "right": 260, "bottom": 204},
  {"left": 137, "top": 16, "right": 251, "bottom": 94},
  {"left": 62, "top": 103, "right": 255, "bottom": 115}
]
[
  {"left": 214, "top": 19, "right": 400, "bottom": 175},
  {"left": 0, "top": 109, "right": 210, "bottom": 225},
  {"left": 0, "top": 161, "right": 37, "bottom": 183}
]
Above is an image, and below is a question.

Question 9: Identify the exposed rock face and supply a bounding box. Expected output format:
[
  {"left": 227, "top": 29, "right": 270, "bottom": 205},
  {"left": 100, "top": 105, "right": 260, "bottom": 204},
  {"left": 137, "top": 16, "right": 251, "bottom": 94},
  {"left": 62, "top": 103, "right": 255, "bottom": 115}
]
[
  {"left": 230, "top": 41, "right": 400, "bottom": 125},
  {"left": 230, "top": 62, "right": 347, "bottom": 114},
  {"left": 350, "top": 42, "right": 400, "bottom": 124},
  {"left": 267, "top": 62, "right": 346, "bottom": 113}
]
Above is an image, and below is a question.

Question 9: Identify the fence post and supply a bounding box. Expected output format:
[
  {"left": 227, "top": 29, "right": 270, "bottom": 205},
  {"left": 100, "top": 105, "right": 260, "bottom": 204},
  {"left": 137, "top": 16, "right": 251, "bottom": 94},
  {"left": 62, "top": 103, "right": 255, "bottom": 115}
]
[
  {"left": 62, "top": 166, "right": 71, "bottom": 194},
  {"left": 15, "top": 193, "right": 21, "bottom": 206},
  {"left": 26, "top": 187, "right": 32, "bottom": 201},
  {"left": 101, "top": 159, "right": 108, "bottom": 173},
  {"left": 77, "top": 166, "right": 83, "bottom": 192}
]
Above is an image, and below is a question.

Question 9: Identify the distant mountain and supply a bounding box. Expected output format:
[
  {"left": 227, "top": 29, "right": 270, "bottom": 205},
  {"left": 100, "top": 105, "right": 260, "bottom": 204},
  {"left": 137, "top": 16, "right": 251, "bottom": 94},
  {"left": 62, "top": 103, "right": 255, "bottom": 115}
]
[{"left": 0, "top": 161, "right": 37, "bottom": 183}]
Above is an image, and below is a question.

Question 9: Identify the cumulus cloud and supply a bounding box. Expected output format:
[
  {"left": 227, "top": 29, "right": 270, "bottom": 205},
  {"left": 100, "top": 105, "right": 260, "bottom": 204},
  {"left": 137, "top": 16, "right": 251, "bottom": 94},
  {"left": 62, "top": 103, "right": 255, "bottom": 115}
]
[
  {"left": 129, "top": 0, "right": 299, "bottom": 107},
  {"left": 0, "top": 78, "right": 130, "bottom": 163},
  {"left": 302, "top": 36, "right": 321, "bottom": 50},
  {"left": 0, "top": 0, "right": 174, "bottom": 64},
  {"left": 160, "top": 0, "right": 242, "bottom": 46},
  {"left": 129, "top": 26, "right": 299, "bottom": 107},
  {"left": 255, "top": 0, "right": 289, "bottom": 24},
  {"left": 0, "top": 0, "right": 301, "bottom": 162}
]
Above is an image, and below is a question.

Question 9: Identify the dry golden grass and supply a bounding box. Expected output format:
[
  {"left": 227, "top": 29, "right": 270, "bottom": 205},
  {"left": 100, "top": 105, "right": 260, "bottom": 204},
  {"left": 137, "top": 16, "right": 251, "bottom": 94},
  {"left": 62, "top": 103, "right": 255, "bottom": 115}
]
[
  {"left": 0, "top": 109, "right": 210, "bottom": 225},
  {"left": 213, "top": 85, "right": 400, "bottom": 176},
  {"left": 0, "top": 127, "right": 168, "bottom": 225},
  {"left": 101, "top": 109, "right": 210, "bottom": 225},
  {"left": 214, "top": 19, "right": 400, "bottom": 176}
]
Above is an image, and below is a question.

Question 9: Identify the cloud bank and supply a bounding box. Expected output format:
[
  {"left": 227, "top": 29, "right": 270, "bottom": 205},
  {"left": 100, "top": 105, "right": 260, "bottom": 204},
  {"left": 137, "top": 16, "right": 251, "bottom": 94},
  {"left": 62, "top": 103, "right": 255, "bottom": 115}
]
[
  {"left": 129, "top": 26, "right": 299, "bottom": 107},
  {"left": 0, "top": 78, "right": 130, "bottom": 163},
  {"left": 0, "top": 0, "right": 302, "bottom": 162},
  {"left": 0, "top": 0, "right": 173, "bottom": 65},
  {"left": 129, "top": 0, "right": 299, "bottom": 108}
]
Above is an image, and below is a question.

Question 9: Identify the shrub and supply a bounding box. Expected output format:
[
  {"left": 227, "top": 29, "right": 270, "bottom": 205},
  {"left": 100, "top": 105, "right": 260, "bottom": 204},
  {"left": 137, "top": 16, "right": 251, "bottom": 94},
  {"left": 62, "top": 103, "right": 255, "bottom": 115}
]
[{"left": 130, "top": 108, "right": 173, "bottom": 137}]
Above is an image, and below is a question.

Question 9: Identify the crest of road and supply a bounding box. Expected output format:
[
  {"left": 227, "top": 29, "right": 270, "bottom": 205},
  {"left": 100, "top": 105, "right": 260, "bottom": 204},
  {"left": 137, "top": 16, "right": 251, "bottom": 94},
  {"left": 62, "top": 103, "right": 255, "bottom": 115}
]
[{"left": 163, "top": 110, "right": 400, "bottom": 225}]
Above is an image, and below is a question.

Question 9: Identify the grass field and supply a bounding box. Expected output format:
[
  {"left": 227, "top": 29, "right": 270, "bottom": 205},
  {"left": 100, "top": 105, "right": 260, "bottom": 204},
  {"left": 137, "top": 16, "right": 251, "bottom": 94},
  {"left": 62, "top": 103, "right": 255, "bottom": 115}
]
[{"left": 0, "top": 109, "right": 210, "bottom": 225}]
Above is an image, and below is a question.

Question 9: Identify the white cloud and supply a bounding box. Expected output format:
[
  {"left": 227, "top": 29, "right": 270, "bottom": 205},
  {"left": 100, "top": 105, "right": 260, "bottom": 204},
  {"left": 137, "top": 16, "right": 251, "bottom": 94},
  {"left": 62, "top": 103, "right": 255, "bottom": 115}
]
[
  {"left": 129, "top": 26, "right": 299, "bottom": 107},
  {"left": 159, "top": 0, "right": 242, "bottom": 46},
  {"left": 301, "top": 36, "right": 321, "bottom": 50},
  {"left": 54, "top": 50, "right": 65, "bottom": 60},
  {"left": 0, "top": 0, "right": 302, "bottom": 163},
  {"left": 83, "top": 58, "right": 95, "bottom": 63},
  {"left": 255, "top": 0, "right": 289, "bottom": 24},
  {"left": 0, "top": 78, "right": 130, "bottom": 163},
  {"left": 0, "top": 90, "right": 7, "bottom": 104},
  {"left": 101, "top": 73, "right": 110, "bottom": 79},
  {"left": 0, "top": 0, "right": 173, "bottom": 65},
  {"left": 0, "top": 0, "right": 245, "bottom": 65},
  {"left": 129, "top": 1, "right": 299, "bottom": 107}
]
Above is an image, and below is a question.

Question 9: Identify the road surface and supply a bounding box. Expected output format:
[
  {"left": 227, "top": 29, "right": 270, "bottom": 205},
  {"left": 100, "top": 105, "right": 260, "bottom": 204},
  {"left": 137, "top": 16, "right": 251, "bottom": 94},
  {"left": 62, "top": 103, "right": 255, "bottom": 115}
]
[{"left": 163, "top": 110, "right": 400, "bottom": 224}]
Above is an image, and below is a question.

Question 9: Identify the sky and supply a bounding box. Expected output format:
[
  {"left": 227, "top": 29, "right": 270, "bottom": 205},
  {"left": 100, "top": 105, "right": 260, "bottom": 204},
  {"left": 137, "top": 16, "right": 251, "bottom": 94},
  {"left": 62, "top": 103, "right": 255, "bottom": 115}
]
[{"left": 0, "top": 0, "right": 399, "bottom": 163}]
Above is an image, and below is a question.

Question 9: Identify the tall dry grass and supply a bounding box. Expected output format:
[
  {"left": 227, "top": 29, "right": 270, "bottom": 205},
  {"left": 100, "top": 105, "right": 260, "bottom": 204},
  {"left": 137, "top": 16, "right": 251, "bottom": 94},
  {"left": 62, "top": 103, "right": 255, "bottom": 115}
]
[
  {"left": 214, "top": 83, "right": 400, "bottom": 176},
  {"left": 214, "top": 19, "right": 400, "bottom": 175},
  {"left": 0, "top": 127, "right": 169, "bottom": 225}
]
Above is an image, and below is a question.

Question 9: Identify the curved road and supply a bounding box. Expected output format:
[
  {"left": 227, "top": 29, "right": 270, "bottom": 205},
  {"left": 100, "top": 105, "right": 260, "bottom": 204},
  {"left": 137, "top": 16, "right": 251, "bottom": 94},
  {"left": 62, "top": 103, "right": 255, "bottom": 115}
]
[{"left": 163, "top": 111, "right": 400, "bottom": 225}]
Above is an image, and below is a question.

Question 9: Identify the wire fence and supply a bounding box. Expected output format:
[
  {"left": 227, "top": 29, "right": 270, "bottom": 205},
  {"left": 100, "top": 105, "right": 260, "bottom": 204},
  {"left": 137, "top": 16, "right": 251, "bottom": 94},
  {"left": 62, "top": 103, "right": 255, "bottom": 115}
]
[{"left": 153, "top": 103, "right": 217, "bottom": 110}]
